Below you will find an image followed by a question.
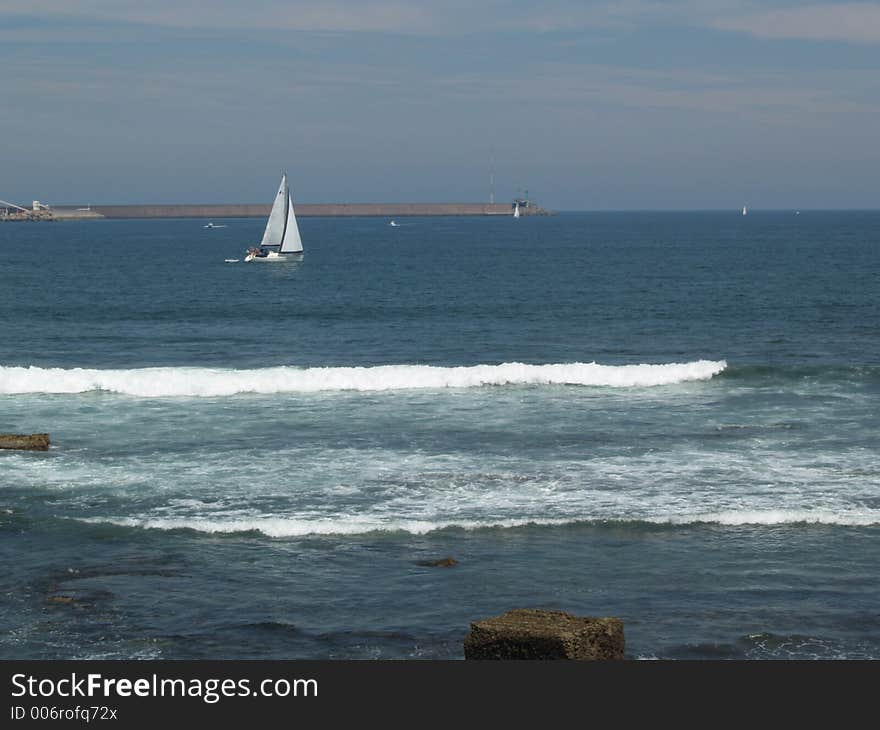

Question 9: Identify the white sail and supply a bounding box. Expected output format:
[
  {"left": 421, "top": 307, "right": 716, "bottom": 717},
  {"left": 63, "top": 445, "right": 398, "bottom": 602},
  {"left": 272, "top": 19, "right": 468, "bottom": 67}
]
[
  {"left": 742, "top": 205, "right": 748, "bottom": 216},
  {"left": 261, "top": 175, "right": 289, "bottom": 247},
  {"left": 513, "top": 203, "right": 520, "bottom": 218},
  {"left": 279, "top": 192, "right": 303, "bottom": 253},
  {"left": 258, "top": 174, "right": 303, "bottom": 254}
]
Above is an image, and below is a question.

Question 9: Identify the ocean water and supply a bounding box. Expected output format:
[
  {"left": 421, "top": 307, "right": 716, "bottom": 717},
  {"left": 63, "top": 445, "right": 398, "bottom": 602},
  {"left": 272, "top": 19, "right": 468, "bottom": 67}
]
[{"left": 1, "top": 211, "right": 878, "bottom": 660}]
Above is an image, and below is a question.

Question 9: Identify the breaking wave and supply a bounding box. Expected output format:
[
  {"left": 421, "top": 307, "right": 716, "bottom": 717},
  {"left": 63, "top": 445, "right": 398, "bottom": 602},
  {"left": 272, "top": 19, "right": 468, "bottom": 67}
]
[
  {"left": 77, "top": 508, "right": 879, "bottom": 538},
  {"left": 0, "top": 360, "right": 726, "bottom": 397}
]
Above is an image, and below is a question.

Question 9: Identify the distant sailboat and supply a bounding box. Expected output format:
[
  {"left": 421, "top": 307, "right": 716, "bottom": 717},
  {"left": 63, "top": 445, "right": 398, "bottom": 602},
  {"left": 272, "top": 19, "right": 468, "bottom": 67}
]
[
  {"left": 389, "top": 219, "right": 399, "bottom": 227},
  {"left": 244, "top": 173, "right": 303, "bottom": 262},
  {"left": 204, "top": 221, "right": 227, "bottom": 229},
  {"left": 513, "top": 202, "right": 521, "bottom": 218},
  {"left": 742, "top": 205, "right": 748, "bottom": 216}
]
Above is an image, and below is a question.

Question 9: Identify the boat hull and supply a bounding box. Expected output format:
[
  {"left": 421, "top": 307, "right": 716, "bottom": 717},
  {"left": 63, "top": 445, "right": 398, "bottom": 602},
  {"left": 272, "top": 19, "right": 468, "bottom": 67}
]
[{"left": 244, "top": 250, "right": 302, "bottom": 262}]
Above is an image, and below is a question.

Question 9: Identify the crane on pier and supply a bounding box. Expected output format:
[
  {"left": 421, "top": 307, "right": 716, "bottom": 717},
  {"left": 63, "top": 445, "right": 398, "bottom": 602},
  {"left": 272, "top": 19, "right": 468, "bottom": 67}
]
[{"left": 0, "top": 199, "right": 30, "bottom": 213}]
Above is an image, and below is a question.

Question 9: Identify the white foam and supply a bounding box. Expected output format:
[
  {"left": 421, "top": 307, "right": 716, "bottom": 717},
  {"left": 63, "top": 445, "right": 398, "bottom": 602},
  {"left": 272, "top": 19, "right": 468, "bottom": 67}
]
[
  {"left": 77, "top": 515, "right": 558, "bottom": 537},
  {"left": 76, "top": 507, "right": 879, "bottom": 538},
  {"left": 0, "top": 360, "right": 727, "bottom": 397},
  {"left": 661, "top": 509, "right": 880, "bottom": 527}
]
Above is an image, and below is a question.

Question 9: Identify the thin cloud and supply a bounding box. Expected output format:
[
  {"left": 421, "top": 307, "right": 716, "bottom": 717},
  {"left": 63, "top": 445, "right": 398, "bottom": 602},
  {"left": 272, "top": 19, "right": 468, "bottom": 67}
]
[
  {"left": 2, "top": 1, "right": 440, "bottom": 33},
  {"left": 10, "top": 1, "right": 880, "bottom": 42},
  {"left": 715, "top": 3, "right": 880, "bottom": 44},
  {"left": 0, "top": 0, "right": 729, "bottom": 35}
]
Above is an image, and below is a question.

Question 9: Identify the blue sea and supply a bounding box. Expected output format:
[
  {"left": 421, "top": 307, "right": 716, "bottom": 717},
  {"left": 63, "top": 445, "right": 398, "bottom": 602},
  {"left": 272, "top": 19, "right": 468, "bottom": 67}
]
[{"left": 1, "top": 211, "right": 878, "bottom": 659}]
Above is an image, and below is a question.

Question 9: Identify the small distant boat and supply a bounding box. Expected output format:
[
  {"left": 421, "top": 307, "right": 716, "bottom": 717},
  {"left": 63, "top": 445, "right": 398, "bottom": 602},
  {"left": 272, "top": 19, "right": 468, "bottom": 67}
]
[
  {"left": 204, "top": 222, "right": 227, "bottom": 229},
  {"left": 244, "top": 173, "right": 303, "bottom": 262},
  {"left": 742, "top": 205, "right": 748, "bottom": 216},
  {"left": 513, "top": 202, "right": 521, "bottom": 219},
  {"left": 224, "top": 258, "right": 239, "bottom": 263},
  {"left": 389, "top": 220, "right": 399, "bottom": 227}
]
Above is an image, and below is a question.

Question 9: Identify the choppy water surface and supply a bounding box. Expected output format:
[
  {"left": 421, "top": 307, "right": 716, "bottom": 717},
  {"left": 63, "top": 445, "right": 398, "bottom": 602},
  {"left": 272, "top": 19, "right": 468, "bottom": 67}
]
[{"left": 1, "top": 211, "right": 878, "bottom": 659}]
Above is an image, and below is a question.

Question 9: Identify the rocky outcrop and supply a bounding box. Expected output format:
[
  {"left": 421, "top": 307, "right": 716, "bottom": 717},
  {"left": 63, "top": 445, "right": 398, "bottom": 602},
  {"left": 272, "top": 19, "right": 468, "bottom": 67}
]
[
  {"left": 0, "top": 433, "right": 50, "bottom": 450},
  {"left": 464, "top": 609, "right": 624, "bottom": 660}
]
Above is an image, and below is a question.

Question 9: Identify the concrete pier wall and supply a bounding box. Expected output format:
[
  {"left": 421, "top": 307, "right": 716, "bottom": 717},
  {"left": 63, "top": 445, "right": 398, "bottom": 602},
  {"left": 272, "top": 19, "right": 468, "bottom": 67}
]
[
  {"left": 88, "top": 202, "right": 548, "bottom": 218},
  {"left": 1, "top": 208, "right": 102, "bottom": 221},
  {"left": 4, "top": 202, "right": 551, "bottom": 221}
]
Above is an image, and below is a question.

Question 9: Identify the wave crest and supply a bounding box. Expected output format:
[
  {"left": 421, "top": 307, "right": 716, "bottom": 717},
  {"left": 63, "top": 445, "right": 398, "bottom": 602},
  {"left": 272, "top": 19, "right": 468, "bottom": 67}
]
[
  {"left": 0, "top": 360, "right": 726, "bottom": 397},
  {"left": 76, "top": 507, "right": 879, "bottom": 538}
]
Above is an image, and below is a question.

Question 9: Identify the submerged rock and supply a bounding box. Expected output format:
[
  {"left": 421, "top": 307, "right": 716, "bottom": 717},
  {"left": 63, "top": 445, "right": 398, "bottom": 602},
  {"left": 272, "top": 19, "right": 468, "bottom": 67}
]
[
  {"left": 46, "top": 588, "right": 114, "bottom": 609},
  {"left": 0, "top": 433, "right": 50, "bottom": 451},
  {"left": 464, "top": 608, "right": 624, "bottom": 660},
  {"left": 47, "top": 595, "right": 76, "bottom": 605},
  {"left": 415, "top": 556, "right": 459, "bottom": 568}
]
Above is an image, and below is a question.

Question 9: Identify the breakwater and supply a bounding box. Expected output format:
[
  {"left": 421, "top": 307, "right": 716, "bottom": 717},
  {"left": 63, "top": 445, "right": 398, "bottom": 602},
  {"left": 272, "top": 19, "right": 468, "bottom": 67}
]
[
  {"left": 1, "top": 208, "right": 103, "bottom": 222},
  {"left": 3, "top": 202, "right": 551, "bottom": 221},
  {"left": 87, "top": 202, "right": 549, "bottom": 218}
]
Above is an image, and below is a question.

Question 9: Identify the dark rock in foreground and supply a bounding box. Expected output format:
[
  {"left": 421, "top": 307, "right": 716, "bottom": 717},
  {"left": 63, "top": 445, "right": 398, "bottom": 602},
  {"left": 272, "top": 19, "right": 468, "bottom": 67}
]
[
  {"left": 464, "top": 609, "right": 624, "bottom": 660},
  {"left": 0, "top": 433, "right": 50, "bottom": 451}
]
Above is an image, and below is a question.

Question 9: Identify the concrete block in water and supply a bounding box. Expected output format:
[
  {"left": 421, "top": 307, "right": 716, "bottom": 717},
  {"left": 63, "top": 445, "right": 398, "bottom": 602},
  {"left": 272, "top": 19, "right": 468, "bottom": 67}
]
[
  {"left": 464, "top": 608, "right": 624, "bottom": 660},
  {"left": 0, "top": 433, "right": 50, "bottom": 451}
]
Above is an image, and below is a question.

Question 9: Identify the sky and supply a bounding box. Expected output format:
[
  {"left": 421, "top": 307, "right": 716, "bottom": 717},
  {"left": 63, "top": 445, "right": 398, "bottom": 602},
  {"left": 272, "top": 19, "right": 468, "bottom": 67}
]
[{"left": 1, "top": 1, "right": 878, "bottom": 209}]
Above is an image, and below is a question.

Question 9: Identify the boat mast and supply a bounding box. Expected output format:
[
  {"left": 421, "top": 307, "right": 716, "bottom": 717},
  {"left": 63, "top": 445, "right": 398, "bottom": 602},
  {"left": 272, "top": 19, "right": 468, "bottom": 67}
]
[{"left": 279, "top": 173, "right": 289, "bottom": 247}]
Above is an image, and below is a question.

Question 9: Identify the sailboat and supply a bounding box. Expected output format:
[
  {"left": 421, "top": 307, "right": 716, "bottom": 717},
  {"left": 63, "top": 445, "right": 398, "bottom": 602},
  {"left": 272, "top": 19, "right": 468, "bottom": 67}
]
[
  {"left": 742, "top": 205, "right": 748, "bottom": 216},
  {"left": 244, "top": 173, "right": 303, "bottom": 262},
  {"left": 513, "top": 202, "right": 521, "bottom": 218}
]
